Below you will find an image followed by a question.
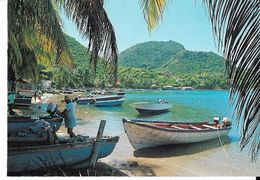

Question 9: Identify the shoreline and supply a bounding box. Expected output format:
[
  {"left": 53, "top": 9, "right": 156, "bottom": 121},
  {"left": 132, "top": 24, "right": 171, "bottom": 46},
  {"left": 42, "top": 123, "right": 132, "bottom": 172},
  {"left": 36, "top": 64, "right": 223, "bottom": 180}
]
[{"left": 11, "top": 92, "right": 260, "bottom": 176}]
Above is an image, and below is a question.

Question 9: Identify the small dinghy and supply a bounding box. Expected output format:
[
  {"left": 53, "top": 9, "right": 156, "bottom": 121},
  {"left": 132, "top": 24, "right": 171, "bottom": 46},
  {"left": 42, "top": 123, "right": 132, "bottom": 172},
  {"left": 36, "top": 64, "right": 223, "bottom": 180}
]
[
  {"left": 123, "top": 117, "right": 232, "bottom": 150},
  {"left": 134, "top": 101, "right": 172, "bottom": 115}
]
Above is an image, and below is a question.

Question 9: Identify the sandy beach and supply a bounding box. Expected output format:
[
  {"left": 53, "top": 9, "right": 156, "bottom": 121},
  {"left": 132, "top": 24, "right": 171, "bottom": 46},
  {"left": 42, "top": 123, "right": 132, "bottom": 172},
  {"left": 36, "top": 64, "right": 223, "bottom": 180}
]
[{"left": 67, "top": 122, "right": 259, "bottom": 177}]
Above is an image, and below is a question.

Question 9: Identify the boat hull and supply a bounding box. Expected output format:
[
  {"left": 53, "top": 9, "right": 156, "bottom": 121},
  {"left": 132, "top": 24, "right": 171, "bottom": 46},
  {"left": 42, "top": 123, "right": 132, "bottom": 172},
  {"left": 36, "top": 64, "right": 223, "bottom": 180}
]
[
  {"left": 77, "top": 98, "right": 95, "bottom": 105},
  {"left": 95, "top": 99, "right": 124, "bottom": 107},
  {"left": 135, "top": 108, "right": 170, "bottom": 115},
  {"left": 95, "top": 95, "right": 123, "bottom": 101},
  {"left": 134, "top": 103, "right": 172, "bottom": 115},
  {"left": 8, "top": 116, "right": 63, "bottom": 135},
  {"left": 123, "top": 119, "right": 231, "bottom": 150},
  {"left": 8, "top": 136, "right": 119, "bottom": 173},
  {"left": 14, "top": 96, "right": 32, "bottom": 107},
  {"left": 77, "top": 95, "right": 123, "bottom": 105}
]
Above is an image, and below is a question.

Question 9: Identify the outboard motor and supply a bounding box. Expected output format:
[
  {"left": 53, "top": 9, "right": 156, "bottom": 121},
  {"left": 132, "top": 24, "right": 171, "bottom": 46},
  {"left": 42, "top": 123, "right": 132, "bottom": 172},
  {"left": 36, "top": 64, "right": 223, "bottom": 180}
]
[
  {"left": 222, "top": 117, "right": 232, "bottom": 127},
  {"left": 46, "top": 103, "right": 61, "bottom": 117},
  {"left": 213, "top": 117, "right": 220, "bottom": 125}
]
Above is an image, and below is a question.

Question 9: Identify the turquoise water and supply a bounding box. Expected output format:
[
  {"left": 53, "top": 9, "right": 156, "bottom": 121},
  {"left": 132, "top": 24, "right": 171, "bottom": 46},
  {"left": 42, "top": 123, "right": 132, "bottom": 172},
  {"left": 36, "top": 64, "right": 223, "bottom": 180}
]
[{"left": 73, "top": 90, "right": 239, "bottom": 141}]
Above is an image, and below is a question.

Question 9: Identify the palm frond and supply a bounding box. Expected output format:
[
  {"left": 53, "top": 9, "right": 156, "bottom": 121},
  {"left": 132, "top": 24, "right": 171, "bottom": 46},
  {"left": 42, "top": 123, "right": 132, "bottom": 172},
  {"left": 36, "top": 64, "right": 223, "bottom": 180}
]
[
  {"left": 139, "top": 0, "right": 168, "bottom": 31},
  {"left": 63, "top": 0, "right": 118, "bottom": 83},
  {"left": 203, "top": 0, "right": 260, "bottom": 161}
]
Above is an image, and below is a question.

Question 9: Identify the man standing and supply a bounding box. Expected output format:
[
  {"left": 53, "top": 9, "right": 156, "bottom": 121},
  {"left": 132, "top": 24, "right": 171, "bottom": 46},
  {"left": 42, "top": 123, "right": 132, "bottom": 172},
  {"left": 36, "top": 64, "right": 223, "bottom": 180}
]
[{"left": 62, "top": 96, "right": 77, "bottom": 138}]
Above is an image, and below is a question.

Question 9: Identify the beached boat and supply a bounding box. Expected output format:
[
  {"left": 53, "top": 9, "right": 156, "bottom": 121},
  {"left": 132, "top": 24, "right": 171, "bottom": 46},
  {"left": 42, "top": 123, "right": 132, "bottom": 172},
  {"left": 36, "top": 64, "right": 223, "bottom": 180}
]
[
  {"left": 95, "top": 98, "right": 124, "bottom": 107},
  {"left": 13, "top": 95, "right": 32, "bottom": 107},
  {"left": 134, "top": 103, "right": 172, "bottom": 115},
  {"left": 8, "top": 135, "right": 119, "bottom": 173},
  {"left": 123, "top": 118, "right": 232, "bottom": 150},
  {"left": 8, "top": 115, "right": 63, "bottom": 135}
]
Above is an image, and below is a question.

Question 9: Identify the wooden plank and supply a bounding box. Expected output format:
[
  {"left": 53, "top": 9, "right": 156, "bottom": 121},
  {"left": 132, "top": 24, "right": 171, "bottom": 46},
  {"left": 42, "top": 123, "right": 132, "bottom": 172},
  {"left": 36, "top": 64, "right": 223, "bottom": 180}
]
[
  {"left": 89, "top": 120, "right": 106, "bottom": 169},
  {"left": 202, "top": 124, "right": 218, "bottom": 130},
  {"left": 170, "top": 125, "right": 185, "bottom": 130},
  {"left": 189, "top": 124, "right": 203, "bottom": 130}
]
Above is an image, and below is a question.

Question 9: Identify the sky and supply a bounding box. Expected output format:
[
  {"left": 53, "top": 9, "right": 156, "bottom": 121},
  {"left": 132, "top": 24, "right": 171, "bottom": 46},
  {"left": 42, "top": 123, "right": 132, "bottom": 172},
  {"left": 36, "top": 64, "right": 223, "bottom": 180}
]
[{"left": 61, "top": 0, "right": 219, "bottom": 54}]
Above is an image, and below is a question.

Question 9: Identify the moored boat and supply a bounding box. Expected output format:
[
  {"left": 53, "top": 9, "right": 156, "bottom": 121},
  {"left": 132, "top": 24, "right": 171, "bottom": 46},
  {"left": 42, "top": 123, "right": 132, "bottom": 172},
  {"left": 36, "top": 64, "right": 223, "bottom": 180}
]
[
  {"left": 8, "top": 115, "right": 63, "bottom": 135},
  {"left": 13, "top": 95, "right": 32, "bottom": 107},
  {"left": 134, "top": 103, "right": 172, "bottom": 115},
  {"left": 123, "top": 118, "right": 232, "bottom": 150},
  {"left": 77, "top": 97, "right": 95, "bottom": 105},
  {"left": 116, "top": 92, "right": 125, "bottom": 96},
  {"left": 8, "top": 135, "right": 119, "bottom": 173},
  {"left": 95, "top": 98, "right": 124, "bottom": 107},
  {"left": 77, "top": 95, "right": 123, "bottom": 105}
]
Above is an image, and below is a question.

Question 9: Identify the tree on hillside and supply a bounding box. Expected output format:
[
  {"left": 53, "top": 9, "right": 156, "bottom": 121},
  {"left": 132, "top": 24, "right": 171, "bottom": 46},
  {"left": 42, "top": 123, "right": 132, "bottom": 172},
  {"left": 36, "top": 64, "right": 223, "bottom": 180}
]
[{"left": 140, "top": 0, "right": 259, "bottom": 161}]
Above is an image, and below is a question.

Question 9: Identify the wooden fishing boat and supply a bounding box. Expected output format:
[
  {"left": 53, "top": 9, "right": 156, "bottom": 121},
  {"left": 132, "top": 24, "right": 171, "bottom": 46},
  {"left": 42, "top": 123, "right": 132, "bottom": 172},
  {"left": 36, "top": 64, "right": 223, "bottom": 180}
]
[
  {"left": 95, "top": 98, "right": 124, "bottom": 107},
  {"left": 134, "top": 103, "right": 172, "bottom": 115},
  {"left": 8, "top": 135, "right": 119, "bottom": 173},
  {"left": 123, "top": 118, "right": 232, "bottom": 150},
  {"left": 13, "top": 95, "right": 32, "bottom": 107},
  {"left": 8, "top": 115, "right": 63, "bottom": 135}
]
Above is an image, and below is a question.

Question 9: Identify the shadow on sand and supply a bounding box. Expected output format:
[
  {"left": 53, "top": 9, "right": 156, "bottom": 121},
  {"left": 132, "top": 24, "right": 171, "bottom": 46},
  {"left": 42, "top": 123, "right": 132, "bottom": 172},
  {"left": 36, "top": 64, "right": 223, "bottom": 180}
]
[{"left": 134, "top": 136, "right": 232, "bottom": 158}]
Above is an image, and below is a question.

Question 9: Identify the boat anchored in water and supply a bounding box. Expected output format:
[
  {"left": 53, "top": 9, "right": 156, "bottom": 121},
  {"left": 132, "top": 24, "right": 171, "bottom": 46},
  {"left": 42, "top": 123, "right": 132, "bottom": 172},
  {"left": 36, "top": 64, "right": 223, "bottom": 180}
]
[
  {"left": 123, "top": 117, "right": 232, "bottom": 150},
  {"left": 133, "top": 100, "right": 172, "bottom": 115}
]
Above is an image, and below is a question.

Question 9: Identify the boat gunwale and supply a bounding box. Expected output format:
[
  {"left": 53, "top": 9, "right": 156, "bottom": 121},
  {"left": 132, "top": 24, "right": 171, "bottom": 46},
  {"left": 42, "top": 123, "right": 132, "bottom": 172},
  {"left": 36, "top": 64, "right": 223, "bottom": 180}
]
[
  {"left": 134, "top": 103, "right": 172, "bottom": 111},
  {"left": 122, "top": 118, "right": 231, "bottom": 133},
  {"left": 8, "top": 116, "right": 63, "bottom": 123},
  {"left": 95, "top": 98, "right": 124, "bottom": 104},
  {"left": 8, "top": 136, "right": 119, "bottom": 153}
]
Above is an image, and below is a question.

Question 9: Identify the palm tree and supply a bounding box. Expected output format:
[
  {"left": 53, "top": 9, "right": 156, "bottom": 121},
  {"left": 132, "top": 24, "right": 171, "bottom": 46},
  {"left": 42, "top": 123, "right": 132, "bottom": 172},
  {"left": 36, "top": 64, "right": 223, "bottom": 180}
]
[
  {"left": 8, "top": 0, "right": 118, "bottom": 88},
  {"left": 140, "top": 0, "right": 259, "bottom": 161},
  {"left": 9, "top": 0, "right": 259, "bottom": 161}
]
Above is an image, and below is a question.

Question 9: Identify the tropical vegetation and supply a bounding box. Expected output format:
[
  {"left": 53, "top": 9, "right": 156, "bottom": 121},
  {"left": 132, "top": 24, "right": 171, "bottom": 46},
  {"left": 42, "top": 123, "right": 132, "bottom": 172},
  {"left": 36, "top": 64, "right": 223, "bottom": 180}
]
[{"left": 8, "top": 0, "right": 259, "bottom": 160}]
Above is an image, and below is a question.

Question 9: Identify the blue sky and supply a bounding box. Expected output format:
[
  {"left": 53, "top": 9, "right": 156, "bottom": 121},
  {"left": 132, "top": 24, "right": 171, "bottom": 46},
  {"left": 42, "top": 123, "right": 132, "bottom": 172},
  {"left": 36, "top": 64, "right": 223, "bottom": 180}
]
[{"left": 61, "top": 0, "right": 218, "bottom": 53}]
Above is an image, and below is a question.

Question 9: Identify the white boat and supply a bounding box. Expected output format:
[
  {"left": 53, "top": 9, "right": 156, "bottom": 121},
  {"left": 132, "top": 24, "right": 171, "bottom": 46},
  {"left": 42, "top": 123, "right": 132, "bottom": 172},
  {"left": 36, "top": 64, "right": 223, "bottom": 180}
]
[{"left": 123, "top": 118, "right": 232, "bottom": 150}]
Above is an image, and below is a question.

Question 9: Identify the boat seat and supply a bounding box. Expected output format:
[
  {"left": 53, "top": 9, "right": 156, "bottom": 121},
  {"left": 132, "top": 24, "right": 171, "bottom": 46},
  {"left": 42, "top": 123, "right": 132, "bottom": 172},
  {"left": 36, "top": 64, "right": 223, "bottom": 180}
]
[
  {"left": 202, "top": 124, "right": 218, "bottom": 130},
  {"left": 170, "top": 125, "right": 185, "bottom": 130},
  {"left": 189, "top": 124, "right": 203, "bottom": 130}
]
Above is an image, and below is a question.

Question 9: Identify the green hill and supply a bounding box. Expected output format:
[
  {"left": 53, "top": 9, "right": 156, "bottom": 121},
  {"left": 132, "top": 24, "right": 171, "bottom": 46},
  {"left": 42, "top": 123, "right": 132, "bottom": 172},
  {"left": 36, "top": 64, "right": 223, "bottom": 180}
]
[
  {"left": 118, "top": 41, "right": 228, "bottom": 89},
  {"left": 119, "top": 41, "right": 226, "bottom": 75},
  {"left": 162, "top": 50, "right": 226, "bottom": 75},
  {"left": 64, "top": 34, "right": 90, "bottom": 64},
  {"left": 119, "top": 41, "right": 185, "bottom": 68},
  {"left": 51, "top": 36, "right": 228, "bottom": 89}
]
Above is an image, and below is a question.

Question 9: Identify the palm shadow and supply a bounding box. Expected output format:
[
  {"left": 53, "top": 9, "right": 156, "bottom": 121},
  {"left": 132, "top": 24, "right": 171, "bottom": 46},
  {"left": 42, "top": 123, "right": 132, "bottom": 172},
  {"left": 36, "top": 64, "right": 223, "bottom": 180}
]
[{"left": 134, "top": 136, "right": 232, "bottom": 158}]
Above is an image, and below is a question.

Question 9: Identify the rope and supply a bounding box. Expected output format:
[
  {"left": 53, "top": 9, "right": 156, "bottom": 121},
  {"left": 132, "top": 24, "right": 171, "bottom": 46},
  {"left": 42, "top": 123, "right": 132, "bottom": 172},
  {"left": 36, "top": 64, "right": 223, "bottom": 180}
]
[{"left": 217, "top": 128, "right": 242, "bottom": 171}]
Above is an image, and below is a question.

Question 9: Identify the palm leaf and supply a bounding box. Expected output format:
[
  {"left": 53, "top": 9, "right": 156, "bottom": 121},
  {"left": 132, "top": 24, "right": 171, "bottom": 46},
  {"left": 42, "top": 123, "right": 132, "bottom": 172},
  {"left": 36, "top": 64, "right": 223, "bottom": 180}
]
[
  {"left": 63, "top": 0, "right": 118, "bottom": 83},
  {"left": 203, "top": 0, "right": 260, "bottom": 161},
  {"left": 139, "top": 0, "right": 168, "bottom": 31}
]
